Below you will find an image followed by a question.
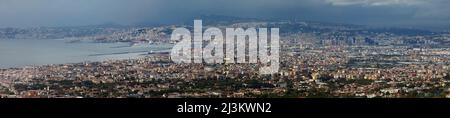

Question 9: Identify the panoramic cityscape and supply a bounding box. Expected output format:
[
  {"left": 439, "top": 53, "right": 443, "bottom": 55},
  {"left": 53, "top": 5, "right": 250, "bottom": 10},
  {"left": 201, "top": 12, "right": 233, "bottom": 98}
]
[
  {"left": 0, "top": 18, "right": 449, "bottom": 98},
  {"left": 0, "top": 0, "right": 449, "bottom": 98}
]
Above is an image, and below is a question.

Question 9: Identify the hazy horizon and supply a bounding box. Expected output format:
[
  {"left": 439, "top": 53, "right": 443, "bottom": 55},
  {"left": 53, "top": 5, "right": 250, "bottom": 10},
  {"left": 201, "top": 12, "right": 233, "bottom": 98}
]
[{"left": 0, "top": 0, "right": 449, "bottom": 29}]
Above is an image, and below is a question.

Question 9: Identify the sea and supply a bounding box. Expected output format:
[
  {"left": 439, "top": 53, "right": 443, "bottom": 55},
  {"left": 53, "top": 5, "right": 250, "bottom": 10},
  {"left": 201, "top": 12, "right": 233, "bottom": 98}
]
[{"left": 0, "top": 39, "right": 172, "bottom": 69}]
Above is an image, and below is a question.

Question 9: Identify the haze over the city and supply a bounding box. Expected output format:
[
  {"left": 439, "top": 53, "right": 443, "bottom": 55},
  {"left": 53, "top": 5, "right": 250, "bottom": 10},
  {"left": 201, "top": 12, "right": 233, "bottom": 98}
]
[{"left": 0, "top": 0, "right": 449, "bottom": 29}]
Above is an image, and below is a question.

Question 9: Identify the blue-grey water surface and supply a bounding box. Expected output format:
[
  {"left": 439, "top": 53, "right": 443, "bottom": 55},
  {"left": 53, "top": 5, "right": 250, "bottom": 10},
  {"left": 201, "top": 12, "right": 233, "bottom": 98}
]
[{"left": 0, "top": 39, "right": 172, "bottom": 68}]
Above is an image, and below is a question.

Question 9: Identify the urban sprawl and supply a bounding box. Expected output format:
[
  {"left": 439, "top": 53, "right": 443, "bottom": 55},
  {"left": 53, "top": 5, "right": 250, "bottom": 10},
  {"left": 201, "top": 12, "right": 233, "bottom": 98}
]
[{"left": 1, "top": 19, "right": 449, "bottom": 98}]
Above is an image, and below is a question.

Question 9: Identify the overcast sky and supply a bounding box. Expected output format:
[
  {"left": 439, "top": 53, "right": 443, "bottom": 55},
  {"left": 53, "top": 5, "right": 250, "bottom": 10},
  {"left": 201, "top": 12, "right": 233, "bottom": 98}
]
[{"left": 0, "top": 0, "right": 449, "bottom": 29}]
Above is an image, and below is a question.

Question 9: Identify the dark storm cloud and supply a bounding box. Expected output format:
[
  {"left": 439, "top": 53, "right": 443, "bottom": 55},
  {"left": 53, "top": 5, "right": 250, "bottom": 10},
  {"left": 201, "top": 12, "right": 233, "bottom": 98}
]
[{"left": 0, "top": 0, "right": 448, "bottom": 28}]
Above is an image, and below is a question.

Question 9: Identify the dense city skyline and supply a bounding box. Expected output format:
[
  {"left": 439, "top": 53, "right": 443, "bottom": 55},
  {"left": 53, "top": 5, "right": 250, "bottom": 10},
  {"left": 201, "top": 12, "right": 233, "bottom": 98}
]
[
  {"left": 1, "top": 19, "right": 449, "bottom": 98},
  {"left": 1, "top": 1, "right": 449, "bottom": 116}
]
